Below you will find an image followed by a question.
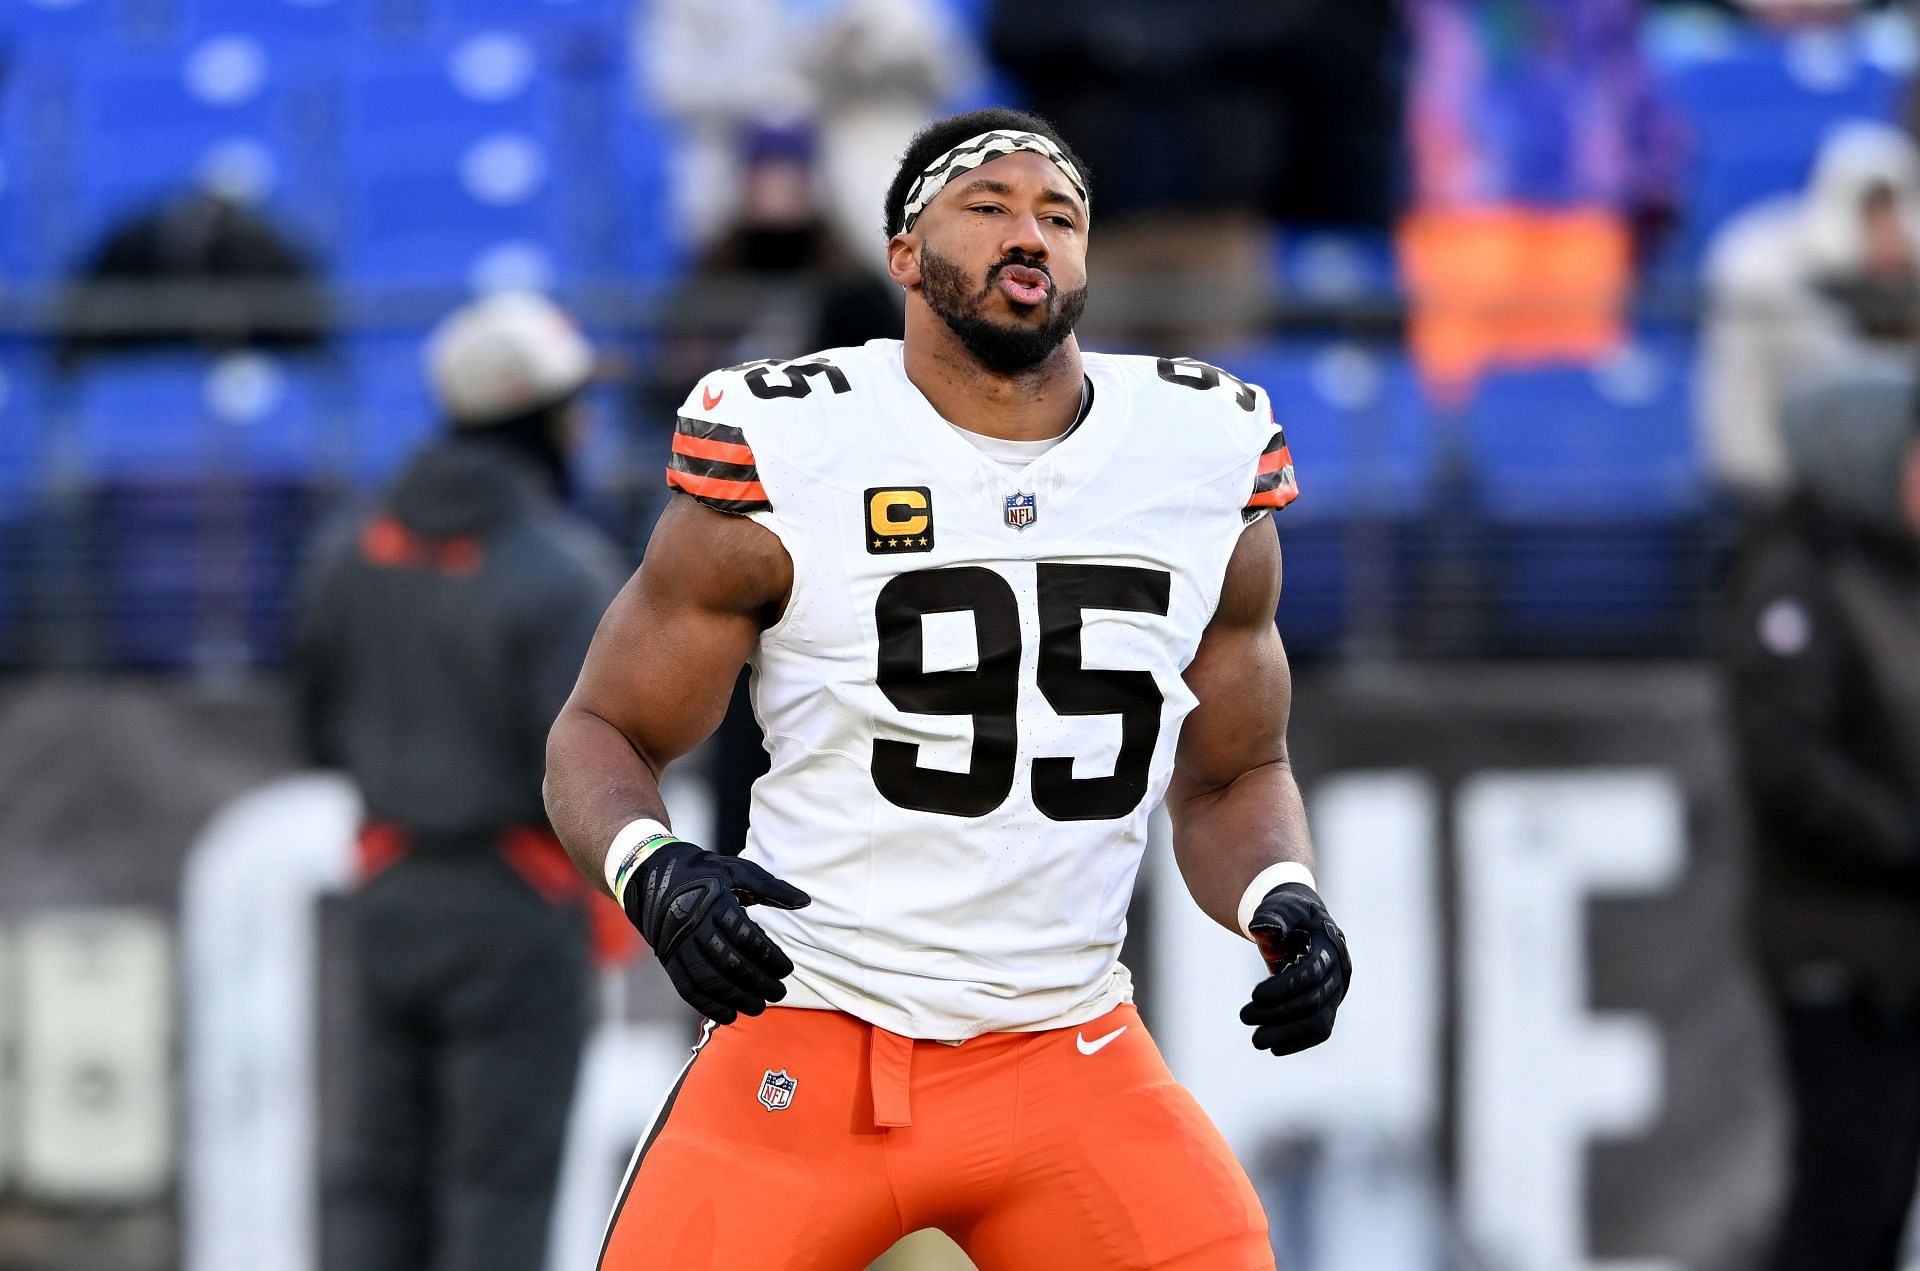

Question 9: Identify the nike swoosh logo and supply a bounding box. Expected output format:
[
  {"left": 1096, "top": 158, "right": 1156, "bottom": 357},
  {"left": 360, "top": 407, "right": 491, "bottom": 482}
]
[
  {"left": 1076, "top": 1025, "right": 1127, "bottom": 1056},
  {"left": 702, "top": 386, "right": 724, "bottom": 410}
]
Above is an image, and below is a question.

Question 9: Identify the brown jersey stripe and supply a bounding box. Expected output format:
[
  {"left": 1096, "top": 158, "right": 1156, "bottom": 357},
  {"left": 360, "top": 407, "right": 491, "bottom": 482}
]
[
  {"left": 1252, "top": 441, "right": 1295, "bottom": 490},
  {"left": 674, "top": 415, "right": 750, "bottom": 447},
  {"left": 1246, "top": 480, "right": 1298, "bottom": 509},
  {"left": 666, "top": 466, "right": 771, "bottom": 511},
  {"left": 669, "top": 450, "right": 759, "bottom": 485},
  {"left": 673, "top": 431, "right": 757, "bottom": 466},
  {"left": 1259, "top": 429, "right": 1290, "bottom": 457}
]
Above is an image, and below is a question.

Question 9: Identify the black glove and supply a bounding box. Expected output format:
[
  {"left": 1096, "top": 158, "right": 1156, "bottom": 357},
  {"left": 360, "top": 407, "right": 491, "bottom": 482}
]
[
  {"left": 623, "top": 841, "right": 811, "bottom": 1025},
  {"left": 1240, "top": 881, "right": 1351, "bottom": 1056}
]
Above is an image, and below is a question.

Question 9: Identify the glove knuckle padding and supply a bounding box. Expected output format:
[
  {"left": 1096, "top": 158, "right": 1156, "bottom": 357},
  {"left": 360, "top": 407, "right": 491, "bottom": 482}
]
[
  {"left": 644, "top": 878, "right": 726, "bottom": 962},
  {"left": 625, "top": 842, "right": 808, "bottom": 1023},
  {"left": 1244, "top": 882, "right": 1353, "bottom": 1056}
]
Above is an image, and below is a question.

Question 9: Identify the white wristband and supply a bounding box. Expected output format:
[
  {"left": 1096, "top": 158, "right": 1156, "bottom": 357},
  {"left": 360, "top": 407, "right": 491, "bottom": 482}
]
[
  {"left": 1237, "top": 862, "right": 1318, "bottom": 939},
  {"left": 604, "top": 817, "right": 678, "bottom": 904}
]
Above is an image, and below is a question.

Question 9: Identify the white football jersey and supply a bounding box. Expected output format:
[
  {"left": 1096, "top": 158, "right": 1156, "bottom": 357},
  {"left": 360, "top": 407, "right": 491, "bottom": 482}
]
[{"left": 666, "top": 339, "right": 1296, "bottom": 1040}]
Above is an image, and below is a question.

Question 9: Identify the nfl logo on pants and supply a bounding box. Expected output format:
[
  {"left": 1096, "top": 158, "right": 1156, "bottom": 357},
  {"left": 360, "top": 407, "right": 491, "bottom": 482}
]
[
  {"left": 1004, "top": 492, "right": 1037, "bottom": 530},
  {"left": 758, "top": 1068, "right": 797, "bottom": 1112}
]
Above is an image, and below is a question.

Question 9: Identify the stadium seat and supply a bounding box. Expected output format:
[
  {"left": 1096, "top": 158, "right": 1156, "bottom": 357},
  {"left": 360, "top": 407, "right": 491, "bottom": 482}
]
[
  {"left": 1215, "top": 340, "right": 1436, "bottom": 520},
  {"left": 342, "top": 335, "right": 438, "bottom": 480},
  {"left": 90, "top": 473, "right": 320, "bottom": 667},
  {"left": 1461, "top": 335, "right": 1711, "bottom": 652},
  {"left": 1274, "top": 228, "right": 1398, "bottom": 307},
  {"left": 1651, "top": 20, "right": 1904, "bottom": 272},
  {"left": 0, "top": 341, "right": 48, "bottom": 505},
  {"left": 439, "top": 0, "right": 624, "bottom": 33},
  {"left": 344, "top": 36, "right": 558, "bottom": 150},
  {"left": 337, "top": 32, "right": 637, "bottom": 284},
  {"left": 67, "top": 38, "right": 342, "bottom": 251},
  {"left": 3, "top": 0, "right": 117, "bottom": 47},
  {"left": 184, "top": 0, "right": 352, "bottom": 40},
  {"left": 1204, "top": 341, "right": 1437, "bottom": 657},
  {"left": 1462, "top": 335, "right": 1702, "bottom": 521},
  {"left": 63, "top": 353, "right": 336, "bottom": 479}
]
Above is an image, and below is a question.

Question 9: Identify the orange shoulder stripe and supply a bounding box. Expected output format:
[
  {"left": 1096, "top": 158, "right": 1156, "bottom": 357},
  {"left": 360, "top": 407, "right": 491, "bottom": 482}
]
[
  {"left": 1257, "top": 444, "right": 1293, "bottom": 475},
  {"left": 666, "top": 467, "right": 769, "bottom": 503},
  {"left": 1246, "top": 484, "right": 1298, "bottom": 509},
  {"left": 673, "top": 432, "right": 757, "bottom": 466}
]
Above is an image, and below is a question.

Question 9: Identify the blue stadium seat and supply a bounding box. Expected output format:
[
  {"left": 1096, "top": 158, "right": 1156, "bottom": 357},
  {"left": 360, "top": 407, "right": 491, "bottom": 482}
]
[
  {"left": 439, "top": 0, "right": 624, "bottom": 32},
  {"left": 2, "top": 0, "right": 117, "bottom": 47},
  {"left": 1202, "top": 341, "right": 1437, "bottom": 656},
  {"left": 343, "top": 335, "right": 438, "bottom": 480},
  {"left": 67, "top": 39, "right": 342, "bottom": 250},
  {"left": 1215, "top": 341, "right": 1436, "bottom": 520},
  {"left": 338, "top": 32, "right": 628, "bottom": 284},
  {"left": 1463, "top": 335, "right": 1710, "bottom": 651},
  {"left": 1274, "top": 228, "right": 1398, "bottom": 306},
  {"left": 92, "top": 474, "right": 320, "bottom": 667},
  {"left": 0, "top": 341, "right": 48, "bottom": 507},
  {"left": 64, "top": 353, "right": 334, "bottom": 478},
  {"left": 1653, "top": 23, "right": 1904, "bottom": 271},
  {"left": 344, "top": 36, "right": 559, "bottom": 152},
  {"left": 1464, "top": 335, "right": 1703, "bottom": 521},
  {"left": 184, "top": 0, "right": 353, "bottom": 40},
  {"left": 608, "top": 109, "right": 681, "bottom": 284},
  {"left": 1, "top": 56, "right": 85, "bottom": 280},
  {"left": 340, "top": 148, "right": 580, "bottom": 286}
]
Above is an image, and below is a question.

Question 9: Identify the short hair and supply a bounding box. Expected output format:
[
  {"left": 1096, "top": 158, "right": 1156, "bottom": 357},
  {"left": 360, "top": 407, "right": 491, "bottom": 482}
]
[{"left": 882, "top": 108, "right": 1092, "bottom": 240}]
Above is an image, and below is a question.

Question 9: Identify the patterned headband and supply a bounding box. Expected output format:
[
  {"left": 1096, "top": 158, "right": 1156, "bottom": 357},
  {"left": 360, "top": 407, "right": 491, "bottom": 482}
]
[{"left": 900, "top": 130, "right": 1090, "bottom": 233}]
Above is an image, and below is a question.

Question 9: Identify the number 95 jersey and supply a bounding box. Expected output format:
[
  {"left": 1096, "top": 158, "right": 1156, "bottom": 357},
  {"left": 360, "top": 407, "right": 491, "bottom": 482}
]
[{"left": 667, "top": 339, "right": 1296, "bottom": 1041}]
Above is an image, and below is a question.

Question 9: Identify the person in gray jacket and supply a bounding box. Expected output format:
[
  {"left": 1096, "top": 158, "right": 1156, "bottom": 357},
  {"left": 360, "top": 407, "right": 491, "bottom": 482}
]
[
  {"left": 297, "top": 292, "right": 626, "bottom": 1271},
  {"left": 1721, "top": 360, "right": 1920, "bottom": 1271}
]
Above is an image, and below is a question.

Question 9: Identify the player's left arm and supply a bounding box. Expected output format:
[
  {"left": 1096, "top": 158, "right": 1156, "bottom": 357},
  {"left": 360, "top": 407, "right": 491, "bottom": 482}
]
[{"left": 1167, "top": 516, "right": 1352, "bottom": 1055}]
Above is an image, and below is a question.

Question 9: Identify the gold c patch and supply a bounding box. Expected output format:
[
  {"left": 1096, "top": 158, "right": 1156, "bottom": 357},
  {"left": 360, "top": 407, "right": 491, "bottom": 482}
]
[{"left": 865, "top": 487, "right": 934, "bottom": 554}]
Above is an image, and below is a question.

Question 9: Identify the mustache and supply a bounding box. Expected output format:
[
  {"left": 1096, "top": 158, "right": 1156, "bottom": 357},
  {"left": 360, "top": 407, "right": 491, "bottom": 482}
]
[{"left": 986, "top": 255, "right": 1053, "bottom": 284}]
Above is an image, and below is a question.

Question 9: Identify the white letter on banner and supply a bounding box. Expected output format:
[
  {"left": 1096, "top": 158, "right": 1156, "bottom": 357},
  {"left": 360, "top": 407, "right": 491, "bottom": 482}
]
[
  {"left": 1149, "top": 770, "right": 1444, "bottom": 1271},
  {"left": 1458, "top": 770, "right": 1684, "bottom": 1271}
]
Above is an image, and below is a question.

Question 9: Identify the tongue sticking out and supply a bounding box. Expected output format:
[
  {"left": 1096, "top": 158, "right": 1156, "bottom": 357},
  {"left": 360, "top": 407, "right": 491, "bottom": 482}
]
[{"left": 998, "top": 266, "right": 1051, "bottom": 306}]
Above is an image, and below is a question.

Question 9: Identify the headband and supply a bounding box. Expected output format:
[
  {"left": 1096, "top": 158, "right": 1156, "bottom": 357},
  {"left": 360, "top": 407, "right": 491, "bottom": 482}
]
[{"left": 900, "top": 130, "right": 1089, "bottom": 233}]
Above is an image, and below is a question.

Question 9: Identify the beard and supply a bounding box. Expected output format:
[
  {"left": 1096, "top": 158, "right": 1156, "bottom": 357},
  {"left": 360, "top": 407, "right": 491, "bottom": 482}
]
[{"left": 920, "top": 245, "right": 1088, "bottom": 374}]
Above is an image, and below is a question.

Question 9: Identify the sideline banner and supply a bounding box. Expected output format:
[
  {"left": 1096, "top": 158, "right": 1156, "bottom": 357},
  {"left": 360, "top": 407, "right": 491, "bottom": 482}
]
[{"left": 1145, "top": 662, "right": 1781, "bottom": 1271}]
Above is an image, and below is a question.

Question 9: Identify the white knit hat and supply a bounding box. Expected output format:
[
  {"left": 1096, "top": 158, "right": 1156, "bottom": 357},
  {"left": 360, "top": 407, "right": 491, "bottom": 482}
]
[{"left": 425, "top": 291, "right": 594, "bottom": 426}]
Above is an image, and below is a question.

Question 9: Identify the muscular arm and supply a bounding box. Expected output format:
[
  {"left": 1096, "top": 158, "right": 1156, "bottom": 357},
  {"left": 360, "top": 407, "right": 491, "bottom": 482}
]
[
  {"left": 544, "top": 494, "right": 793, "bottom": 895},
  {"left": 1166, "top": 518, "right": 1312, "bottom": 935}
]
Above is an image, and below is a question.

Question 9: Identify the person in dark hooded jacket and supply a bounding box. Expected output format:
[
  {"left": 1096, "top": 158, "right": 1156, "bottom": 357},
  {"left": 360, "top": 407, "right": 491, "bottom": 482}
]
[
  {"left": 296, "top": 292, "right": 626, "bottom": 1271},
  {"left": 1721, "top": 360, "right": 1920, "bottom": 1271}
]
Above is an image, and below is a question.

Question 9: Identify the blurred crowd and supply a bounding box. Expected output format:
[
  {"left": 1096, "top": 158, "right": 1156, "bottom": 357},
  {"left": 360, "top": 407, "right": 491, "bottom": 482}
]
[{"left": 5, "top": 0, "right": 1920, "bottom": 1268}]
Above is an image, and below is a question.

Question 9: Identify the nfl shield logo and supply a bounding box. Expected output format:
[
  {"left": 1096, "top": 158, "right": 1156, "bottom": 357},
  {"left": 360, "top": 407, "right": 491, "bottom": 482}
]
[
  {"left": 1004, "top": 492, "right": 1037, "bottom": 531},
  {"left": 757, "top": 1068, "right": 797, "bottom": 1112}
]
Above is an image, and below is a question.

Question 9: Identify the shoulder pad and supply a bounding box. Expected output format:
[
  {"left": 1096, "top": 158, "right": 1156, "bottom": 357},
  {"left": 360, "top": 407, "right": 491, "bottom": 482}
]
[{"left": 667, "top": 352, "right": 862, "bottom": 514}]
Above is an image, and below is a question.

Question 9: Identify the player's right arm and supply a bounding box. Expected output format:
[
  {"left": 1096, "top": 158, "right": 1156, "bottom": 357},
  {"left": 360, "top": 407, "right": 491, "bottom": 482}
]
[{"left": 544, "top": 493, "right": 811, "bottom": 1023}]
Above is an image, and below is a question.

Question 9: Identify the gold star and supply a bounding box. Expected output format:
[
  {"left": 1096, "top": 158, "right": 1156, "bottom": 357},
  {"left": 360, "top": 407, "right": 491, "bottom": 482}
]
[
  {"left": 872, "top": 539, "right": 883, "bottom": 548},
  {"left": 919, "top": 537, "right": 930, "bottom": 546},
  {"left": 888, "top": 539, "right": 898, "bottom": 548}
]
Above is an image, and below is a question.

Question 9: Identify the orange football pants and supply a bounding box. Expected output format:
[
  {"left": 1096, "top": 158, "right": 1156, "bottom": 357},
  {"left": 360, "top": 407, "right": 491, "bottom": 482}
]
[{"left": 597, "top": 1002, "right": 1275, "bottom": 1270}]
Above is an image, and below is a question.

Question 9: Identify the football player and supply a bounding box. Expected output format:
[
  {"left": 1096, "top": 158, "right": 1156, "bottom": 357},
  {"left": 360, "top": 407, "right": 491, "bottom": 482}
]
[{"left": 547, "top": 108, "right": 1351, "bottom": 1270}]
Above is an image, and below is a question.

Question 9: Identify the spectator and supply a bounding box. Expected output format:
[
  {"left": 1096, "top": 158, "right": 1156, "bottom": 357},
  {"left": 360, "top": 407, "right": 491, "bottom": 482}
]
[
  {"left": 1401, "top": 0, "right": 1687, "bottom": 400},
  {"left": 1699, "top": 122, "right": 1920, "bottom": 503},
  {"left": 801, "top": 0, "right": 979, "bottom": 259},
  {"left": 298, "top": 293, "right": 627, "bottom": 1271},
  {"left": 55, "top": 188, "right": 330, "bottom": 366},
  {"left": 642, "top": 0, "right": 810, "bottom": 248},
  {"left": 645, "top": 0, "right": 976, "bottom": 259},
  {"left": 987, "top": 0, "right": 1398, "bottom": 346},
  {"left": 635, "top": 123, "right": 899, "bottom": 857},
  {"left": 1720, "top": 360, "right": 1920, "bottom": 1271}
]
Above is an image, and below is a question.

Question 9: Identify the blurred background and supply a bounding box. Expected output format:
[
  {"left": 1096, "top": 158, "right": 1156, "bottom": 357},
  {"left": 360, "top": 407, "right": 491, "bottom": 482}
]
[{"left": 2, "top": 0, "right": 1920, "bottom": 1268}]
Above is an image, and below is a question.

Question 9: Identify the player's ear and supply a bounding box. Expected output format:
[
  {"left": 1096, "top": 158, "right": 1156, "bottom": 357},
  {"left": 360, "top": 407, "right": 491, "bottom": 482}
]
[{"left": 886, "top": 233, "right": 921, "bottom": 289}]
